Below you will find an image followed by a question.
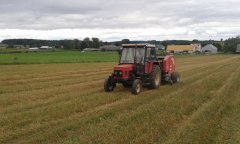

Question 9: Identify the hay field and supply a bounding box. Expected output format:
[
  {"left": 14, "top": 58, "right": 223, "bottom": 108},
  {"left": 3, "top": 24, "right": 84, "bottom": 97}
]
[{"left": 0, "top": 54, "right": 240, "bottom": 143}]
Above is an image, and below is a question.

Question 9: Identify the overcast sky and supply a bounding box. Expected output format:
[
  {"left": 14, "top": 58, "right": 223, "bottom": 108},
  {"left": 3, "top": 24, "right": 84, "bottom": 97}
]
[{"left": 0, "top": 0, "right": 240, "bottom": 41}]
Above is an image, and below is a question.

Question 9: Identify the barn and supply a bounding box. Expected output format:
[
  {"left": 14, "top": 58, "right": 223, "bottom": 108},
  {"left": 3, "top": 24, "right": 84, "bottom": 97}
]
[
  {"left": 40, "top": 46, "right": 52, "bottom": 50},
  {"left": 167, "top": 45, "right": 195, "bottom": 53},
  {"left": 100, "top": 45, "right": 121, "bottom": 51},
  {"left": 83, "top": 48, "right": 100, "bottom": 52},
  {"left": 0, "top": 43, "right": 8, "bottom": 49},
  {"left": 14, "top": 45, "right": 29, "bottom": 49},
  {"left": 236, "top": 44, "right": 240, "bottom": 53},
  {"left": 201, "top": 44, "right": 218, "bottom": 53},
  {"left": 156, "top": 44, "right": 165, "bottom": 50}
]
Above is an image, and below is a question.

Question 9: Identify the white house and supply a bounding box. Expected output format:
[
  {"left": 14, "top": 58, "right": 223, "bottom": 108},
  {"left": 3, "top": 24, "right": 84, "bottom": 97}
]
[
  {"left": 83, "top": 48, "right": 101, "bottom": 52},
  {"left": 192, "top": 43, "right": 202, "bottom": 52},
  {"left": 40, "top": 46, "right": 52, "bottom": 49},
  {"left": 0, "top": 43, "right": 7, "bottom": 49},
  {"left": 100, "top": 45, "right": 121, "bottom": 51},
  {"left": 29, "top": 47, "right": 39, "bottom": 50},
  {"left": 201, "top": 44, "right": 218, "bottom": 53}
]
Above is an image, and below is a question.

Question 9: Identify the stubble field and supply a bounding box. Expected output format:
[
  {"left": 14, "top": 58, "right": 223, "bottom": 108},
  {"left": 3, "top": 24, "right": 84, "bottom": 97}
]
[{"left": 0, "top": 54, "right": 240, "bottom": 143}]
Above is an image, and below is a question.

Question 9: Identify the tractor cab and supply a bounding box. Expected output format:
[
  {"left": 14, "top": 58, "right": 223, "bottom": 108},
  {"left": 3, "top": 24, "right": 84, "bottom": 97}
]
[
  {"left": 119, "top": 44, "right": 157, "bottom": 64},
  {"left": 115, "top": 44, "right": 158, "bottom": 77},
  {"left": 104, "top": 44, "right": 180, "bottom": 95}
]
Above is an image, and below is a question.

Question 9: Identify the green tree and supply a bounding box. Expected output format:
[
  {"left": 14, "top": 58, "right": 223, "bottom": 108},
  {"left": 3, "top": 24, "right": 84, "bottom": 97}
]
[
  {"left": 223, "top": 36, "right": 240, "bottom": 52},
  {"left": 92, "top": 37, "right": 100, "bottom": 48},
  {"left": 121, "top": 39, "right": 130, "bottom": 44},
  {"left": 149, "top": 40, "right": 157, "bottom": 45},
  {"left": 81, "top": 37, "right": 91, "bottom": 49},
  {"left": 213, "top": 42, "right": 223, "bottom": 52},
  {"left": 192, "top": 39, "right": 199, "bottom": 43},
  {"left": 161, "top": 41, "right": 168, "bottom": 49},
  {"left": 73, "top": 39, "right": 82, "bottom": 50}
]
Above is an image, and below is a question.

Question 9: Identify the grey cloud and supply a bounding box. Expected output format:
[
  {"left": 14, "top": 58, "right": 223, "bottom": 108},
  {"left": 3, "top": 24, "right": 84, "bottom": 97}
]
[
  {"left": 0, "top": 0, "right": 239, "bottom": 29},
  {"left": 0, "top": 0, "right": 240, "bottom": 40}
]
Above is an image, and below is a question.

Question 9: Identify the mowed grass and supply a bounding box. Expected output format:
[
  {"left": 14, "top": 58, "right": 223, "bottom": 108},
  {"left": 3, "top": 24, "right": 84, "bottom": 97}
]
[
  {"left": 0, "top": 54, "right": 240, "bottom": 143},
  {"left": 0, "top": 51, "right": 118, "bottom": 64}
]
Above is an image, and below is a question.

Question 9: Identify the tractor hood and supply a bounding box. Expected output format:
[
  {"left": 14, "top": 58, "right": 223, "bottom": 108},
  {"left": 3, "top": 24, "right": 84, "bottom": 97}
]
[
  {"left": 113, "top": 64, "right": 134, "bottom": 79},
  {"left": 114, "top": 64, "right": 134, "bottom": 71}
]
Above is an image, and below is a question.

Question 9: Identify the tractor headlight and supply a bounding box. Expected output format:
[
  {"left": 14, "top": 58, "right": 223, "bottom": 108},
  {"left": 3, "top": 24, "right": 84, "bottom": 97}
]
[{"left": 114, "top": 70, "right": 123, "bottom": 76}]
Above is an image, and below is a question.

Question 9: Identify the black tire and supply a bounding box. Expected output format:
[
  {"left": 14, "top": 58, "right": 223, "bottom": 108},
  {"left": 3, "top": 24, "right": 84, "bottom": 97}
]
[
  {"left": 132, "top": 79, "right": 142, "bottom": 95},
  {"left": 122, "top": 82, "right": 132, "bottom": 88},
  {"left": 171, "top": 72, "right": 180, "bottom": 83},
  {"left": 149, "top": 65, "right": 161, "bottom": 89},
  {"left": 104, "top": 77, "right": 115, "bottom": 92}
]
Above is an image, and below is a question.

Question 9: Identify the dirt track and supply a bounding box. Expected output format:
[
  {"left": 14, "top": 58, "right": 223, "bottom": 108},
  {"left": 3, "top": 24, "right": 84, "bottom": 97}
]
[{"left": 0, "top": 55, "right": 240, "bottom": 143}]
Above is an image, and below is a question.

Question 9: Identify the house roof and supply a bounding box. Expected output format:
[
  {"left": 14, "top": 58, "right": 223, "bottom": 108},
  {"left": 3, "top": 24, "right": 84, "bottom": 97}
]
[
  {"left": 0, "top": 43, "right": 7, "bottom": 47},
  {"left": 156, "top": 44, "right": 165, "bottom": 49},
  {"left": 100, "top": 45, "right": 121, "bottom": 50},
  {"left": 14, "top": 45, "right": 25, "bottom": 47},
  {"left": 40, "top": 46, "right": 52, "bottom": 49},
  {"left": 167, "top": 45, "right": 194, "bottom": 51},
  {"left": 122, "top": 44, "right": 156, "bottom": 48},
  {"left": 83, "top": 48, "right": 100, "bottom": 51},
  {"left": 202, "top": 44, "right": 217, "bottom": 50}
]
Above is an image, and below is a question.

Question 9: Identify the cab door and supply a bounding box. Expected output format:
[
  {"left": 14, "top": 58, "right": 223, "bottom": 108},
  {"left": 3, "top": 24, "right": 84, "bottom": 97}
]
[{"left": 145, "top": 48, "right": 153, "bottom": 74}]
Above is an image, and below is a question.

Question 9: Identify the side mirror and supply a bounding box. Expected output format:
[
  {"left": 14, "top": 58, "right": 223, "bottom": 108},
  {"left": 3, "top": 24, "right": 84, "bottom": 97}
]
[{"left": 118, "top": 49, "right": 122, "bottom": 57}]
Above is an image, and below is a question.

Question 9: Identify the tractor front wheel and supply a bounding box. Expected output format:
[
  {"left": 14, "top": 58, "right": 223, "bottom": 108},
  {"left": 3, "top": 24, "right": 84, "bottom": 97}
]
[
  {"left": 132, "top": 79, "right": 142, "bottom": 95},
  {"left": 171, "top": 72, "right": 180, "bottom": 83},
  {"left": 104, "top": 77, "right": 115, "bottom": 92}
]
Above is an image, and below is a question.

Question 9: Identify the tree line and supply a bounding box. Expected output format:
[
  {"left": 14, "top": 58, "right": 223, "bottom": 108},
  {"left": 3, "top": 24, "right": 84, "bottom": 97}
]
[
  {"left": 2, "top": 38, "right": 108, "bottom": 50},
  {"left": 223, "top": 36, "right": 240, "bottom": 52},
  {"left": 1, "top": 36, "right": 240, "bottom": 53}
]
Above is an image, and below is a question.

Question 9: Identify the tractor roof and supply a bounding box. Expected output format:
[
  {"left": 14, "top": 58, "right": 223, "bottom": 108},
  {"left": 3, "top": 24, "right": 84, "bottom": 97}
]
[{"left": 122, "top": 44, "right": 156, "bottom": 48}]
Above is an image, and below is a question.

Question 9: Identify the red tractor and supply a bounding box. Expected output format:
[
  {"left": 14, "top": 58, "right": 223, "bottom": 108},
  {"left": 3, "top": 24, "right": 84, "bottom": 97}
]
[{"left": 104, "top": 44, "right": 180, "bottom": 95}]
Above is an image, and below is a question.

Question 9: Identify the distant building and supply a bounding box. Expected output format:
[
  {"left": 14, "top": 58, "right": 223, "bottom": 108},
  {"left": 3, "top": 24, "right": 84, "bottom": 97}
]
[
  {"left": 156, "top": 44, "right": 165, "bottom": 50},
  {"left": 14, "top": 45, "right": 29, "bottom": 49},
  {"left": 167, "top": 44, "right": 199, "bottom": 53},
  {"left": 40, "top": 46, "right": 52, "bottom": 49},
  {"left": 192, "top": 43, "right": 202, "bottom": 52},
  {"left": 0, "top": 43, "right": 8, "bottom": 49},
  {"left": 201, "top": 44, "right": 218, "bottom": 53},
  {"left": 236, "top": 44, "right": 240, "bottom": 53},
  {"left": 100, "top": 45, "right": 121, "bottom": 51},
  {"left": 83, "top": 48, "right": 101, "bottom": 52},
  {"left": 29, "top": 47, "right": 39, "bottom": 50}
]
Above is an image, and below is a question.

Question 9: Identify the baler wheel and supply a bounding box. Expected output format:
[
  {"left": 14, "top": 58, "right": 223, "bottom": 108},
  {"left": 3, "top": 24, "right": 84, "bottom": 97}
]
[{"left": 171, "top": 72, "right": 180, "bottom": 83}]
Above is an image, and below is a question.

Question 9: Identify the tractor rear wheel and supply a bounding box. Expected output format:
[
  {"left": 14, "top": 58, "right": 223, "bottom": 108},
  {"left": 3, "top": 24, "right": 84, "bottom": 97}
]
[
  {"left": 132, "top": 79, "right": 142, "bottom": 95},
  {"left": 171, "top": 72, "right": 180, "bottom": 83},
  {"left": 149, "top": 65, "right": 161, "bottom": 89},
  {"left": 104, "top": 77, "right": 115, "bottom": 92}
]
